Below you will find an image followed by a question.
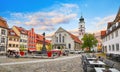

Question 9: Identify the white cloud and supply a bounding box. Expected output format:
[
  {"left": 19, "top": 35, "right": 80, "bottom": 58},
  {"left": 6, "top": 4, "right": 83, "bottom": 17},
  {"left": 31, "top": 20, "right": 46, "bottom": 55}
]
[
  {"left": 62, "top": 3, "right": 79, "bottom": 8},
  {"left": 95, "top": 15, "right": 115, "bottom": 28},
  {"left": 94, "top": 17, "right": 101, "bottom": 21},
  {"left": 7, "top": 3, "right": 79, "bottom": 32},
  {"left": 68, "top": 28, "right": 79, "bottom": 36},
  {"left": 46, "top": 32, "right": 55, "bottom": 40},
  {"left": 36, "top": 25, "right": 55, "bottom": 31},
  {"left": 87, "top": 15, "right": 115, "bottom": 34}
]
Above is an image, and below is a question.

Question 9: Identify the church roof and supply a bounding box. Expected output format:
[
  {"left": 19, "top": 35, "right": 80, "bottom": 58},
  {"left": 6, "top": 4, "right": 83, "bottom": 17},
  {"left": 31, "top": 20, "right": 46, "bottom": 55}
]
[
  {"left": 56, "top": 27, "right": 82, "bottom": 44},
  {"left": 67, "top": 32, "right": 82, "bottom": 44},
  {"left": 79, "top": 16, "right": 84, "bottom": 22}
]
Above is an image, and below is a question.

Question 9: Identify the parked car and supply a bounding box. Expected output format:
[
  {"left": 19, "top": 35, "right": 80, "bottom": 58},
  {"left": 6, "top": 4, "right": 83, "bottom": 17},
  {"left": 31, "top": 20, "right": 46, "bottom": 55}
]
[
  {"left": 62, "top": 49, "right": 69, "bottom": 56},
  {"left": 74, "top": 50, "right": 82, "bottom": 54},
  {"left": 69, "top": 50, "right": 75, "bottom": 54},
  {"left": 70, "top": 50, "right": 84, "bottom": 54}
]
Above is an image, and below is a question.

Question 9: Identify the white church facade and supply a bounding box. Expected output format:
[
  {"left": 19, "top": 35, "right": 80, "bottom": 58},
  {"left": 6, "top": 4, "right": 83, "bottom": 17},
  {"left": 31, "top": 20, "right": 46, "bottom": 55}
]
[{"left": 52, "top": 27, "right": 82, "bottom": 51}]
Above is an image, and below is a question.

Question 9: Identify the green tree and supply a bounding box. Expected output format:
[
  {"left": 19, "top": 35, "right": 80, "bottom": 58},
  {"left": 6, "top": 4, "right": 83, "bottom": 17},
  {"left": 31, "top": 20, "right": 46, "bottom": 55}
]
[
  {"left": 47, "top": 44, "right": 53, "bottom": 51},
  {"left": 82, "top": 33, "right": 98, "bottom": 52},
  {"left": 20, "top": 44, "right": 25, "bottom": 51}
]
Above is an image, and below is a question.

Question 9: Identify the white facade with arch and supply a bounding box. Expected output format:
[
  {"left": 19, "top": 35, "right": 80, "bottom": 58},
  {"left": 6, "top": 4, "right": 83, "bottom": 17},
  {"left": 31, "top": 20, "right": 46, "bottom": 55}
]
[{"left": 52, "top": 27, "right": 82, "bottom": 51}]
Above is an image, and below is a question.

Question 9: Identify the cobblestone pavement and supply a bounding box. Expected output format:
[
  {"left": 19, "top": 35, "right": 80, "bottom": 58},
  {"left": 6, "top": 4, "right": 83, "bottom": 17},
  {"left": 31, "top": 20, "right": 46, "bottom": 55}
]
[
  {"left": 0, "top": 54, "right": 75, "bottom": 63},
  {"left": 0, "top": 55, "right": 80, "bottom": 66},
  {"left": 0, "top": 54, "right": 83, "bottom": 72},
  {"left": 106, "top": 59, "right": 120, "bottom": 71},
  {"left": 83, "top": 53, "right": 120, "bottom": 71},
  {"left": 95, "top": 53, "right": 120, "bottom": 71}
]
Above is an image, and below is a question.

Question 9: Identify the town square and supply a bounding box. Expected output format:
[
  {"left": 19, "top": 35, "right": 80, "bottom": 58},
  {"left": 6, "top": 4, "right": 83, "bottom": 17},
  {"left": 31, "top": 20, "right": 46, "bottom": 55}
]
[{"left": 0, "top": 0, "right": 120, "bottom": 72}]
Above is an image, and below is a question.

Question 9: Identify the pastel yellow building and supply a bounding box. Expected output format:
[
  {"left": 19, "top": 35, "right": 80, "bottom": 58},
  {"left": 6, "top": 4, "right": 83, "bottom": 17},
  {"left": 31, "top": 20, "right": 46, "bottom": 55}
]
[
  {"left": 7, "top": 29, "right": 20, "bottom": 51},
  {"left": 36, "top": 34, "right": 51, "bottom": 51},
  {"left": 12, "top": 26, "right": 28, "bottom": 50}
]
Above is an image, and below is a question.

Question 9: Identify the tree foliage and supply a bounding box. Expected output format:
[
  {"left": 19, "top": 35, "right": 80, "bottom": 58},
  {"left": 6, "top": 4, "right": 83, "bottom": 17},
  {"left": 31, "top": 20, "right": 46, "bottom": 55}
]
[
  {"left": 47, "top": 44, "right": 53, "bottom": 51},
  {"left": 20, "top": 44, "right": 26, "bottom": 51},
  {"left": 82, "top": 33, "right": 98, "bottom": 51}
]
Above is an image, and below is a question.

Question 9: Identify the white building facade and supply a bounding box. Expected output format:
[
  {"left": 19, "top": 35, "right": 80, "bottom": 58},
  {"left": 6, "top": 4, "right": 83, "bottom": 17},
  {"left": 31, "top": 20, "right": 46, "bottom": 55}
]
[
  {"left": 102, "top": 9, "right": 120, "bottom": 55},
  {"left": 0, "top": 17, "right": 8, "bottom": 54},
  {"left": 52, "top": 27, "right": 82, "bottom": 51}
]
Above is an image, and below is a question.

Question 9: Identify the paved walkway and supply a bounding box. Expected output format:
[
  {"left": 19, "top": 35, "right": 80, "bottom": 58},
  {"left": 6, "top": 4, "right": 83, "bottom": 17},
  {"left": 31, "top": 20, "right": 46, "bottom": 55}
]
[
  {"left": 106, "top": 59, "right": 120, "bottom": 71},
  {"left": 0, "top": 55, "right": 81, "bottom": 66},
  {"left": 0, "top": 56, "right": 6, "bottom": 58}
]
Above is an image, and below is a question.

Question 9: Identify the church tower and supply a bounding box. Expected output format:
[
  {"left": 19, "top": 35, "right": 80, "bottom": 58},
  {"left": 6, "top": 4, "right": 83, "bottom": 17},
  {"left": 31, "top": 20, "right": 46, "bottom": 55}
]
[{"left": 78, "top": 16, "right": 85, "bottom": 40}]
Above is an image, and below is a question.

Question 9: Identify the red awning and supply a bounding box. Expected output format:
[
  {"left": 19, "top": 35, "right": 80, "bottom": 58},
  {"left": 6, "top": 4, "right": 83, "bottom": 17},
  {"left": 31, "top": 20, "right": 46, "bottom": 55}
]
[
  {"left": 28, "top": 48, "right": 36, "bottom": 51},
  {"left": 51, "top": 49, "right": 61, "bottom": 52}
]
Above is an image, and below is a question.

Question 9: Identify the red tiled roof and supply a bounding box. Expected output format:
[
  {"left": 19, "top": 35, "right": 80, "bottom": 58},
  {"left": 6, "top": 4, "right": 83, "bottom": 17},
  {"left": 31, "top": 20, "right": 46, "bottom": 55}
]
[
  {"left": 67, "top": 32, "right": 82, "bottom": 44},
  {"left": 14, "top": 26, "right": 28, "bottom": 35},
  {"left": 8, "top": 28, "right": 19, "bottom": 37},
  {"left": 36, "top": 34, "right": 51, "bottom": 44},
  {"left": 101, "top": 30, "right": 106, "bottom": 36},
  {"left": 0, "top": 17, "right": 8, "bottom": 29},
  {"left": 36, "top": 34, "right": 43, "bottom": 41},
  {"left": 45, "top": 40, "right": 51, "bottom": 44}
]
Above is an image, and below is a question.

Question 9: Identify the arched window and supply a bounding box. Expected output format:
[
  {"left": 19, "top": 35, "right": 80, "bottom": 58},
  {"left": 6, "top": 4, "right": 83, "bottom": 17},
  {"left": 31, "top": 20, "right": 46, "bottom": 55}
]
[
  {"left": 68, "top": 43, "right": 71, "bottom": 49},
  {"left": 0, "top": 46, "right": 5, "bottom": 51},
  {"left": 56, "top": 37, "right": 58, "bottom": 43},
  {"left": 59, "top": 34, "right": 61, "bottom": 43},
  {"left": 62, "top": 36, "right": 64, "bottom": 43}
]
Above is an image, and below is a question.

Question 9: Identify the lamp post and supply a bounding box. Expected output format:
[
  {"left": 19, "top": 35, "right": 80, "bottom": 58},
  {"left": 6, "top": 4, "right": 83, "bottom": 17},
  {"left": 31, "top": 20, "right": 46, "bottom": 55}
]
[{"left": 41, "top": 32, "right": 47, "bottom": 54}]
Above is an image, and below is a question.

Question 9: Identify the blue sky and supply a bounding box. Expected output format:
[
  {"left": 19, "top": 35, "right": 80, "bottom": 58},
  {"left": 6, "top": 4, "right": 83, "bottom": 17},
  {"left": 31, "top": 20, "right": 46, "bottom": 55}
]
[{"left": 0, "top": 0, "right": 120, "bottom": 39}]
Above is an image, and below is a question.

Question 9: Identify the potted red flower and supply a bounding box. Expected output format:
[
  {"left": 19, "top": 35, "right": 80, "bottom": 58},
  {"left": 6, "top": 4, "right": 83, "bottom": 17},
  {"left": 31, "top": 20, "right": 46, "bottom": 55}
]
[{"left": 19, "top": 45, "right": 26, "bottom": 56}]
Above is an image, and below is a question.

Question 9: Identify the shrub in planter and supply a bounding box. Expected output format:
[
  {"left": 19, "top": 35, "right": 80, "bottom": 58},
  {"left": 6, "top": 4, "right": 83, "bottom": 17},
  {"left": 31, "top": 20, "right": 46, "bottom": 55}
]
[{"left": 19, "top": 47, "right": 26, "bottom": 56}]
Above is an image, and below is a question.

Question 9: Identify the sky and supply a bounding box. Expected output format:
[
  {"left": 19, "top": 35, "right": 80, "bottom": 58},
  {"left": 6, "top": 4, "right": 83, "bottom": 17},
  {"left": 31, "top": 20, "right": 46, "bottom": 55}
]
[{"left": 0, "top": 0, "right": 120, "bottom": 39}]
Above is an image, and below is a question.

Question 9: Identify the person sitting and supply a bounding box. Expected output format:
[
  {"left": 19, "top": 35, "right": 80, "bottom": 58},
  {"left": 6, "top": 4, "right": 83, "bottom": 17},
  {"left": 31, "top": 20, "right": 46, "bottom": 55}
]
[{"left": 98, "top": 56, "right": 104, "bottom": 61}]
